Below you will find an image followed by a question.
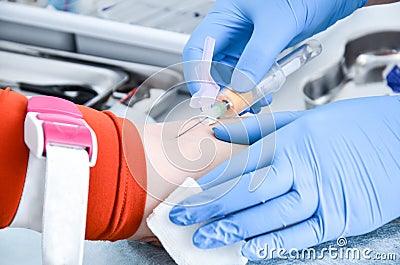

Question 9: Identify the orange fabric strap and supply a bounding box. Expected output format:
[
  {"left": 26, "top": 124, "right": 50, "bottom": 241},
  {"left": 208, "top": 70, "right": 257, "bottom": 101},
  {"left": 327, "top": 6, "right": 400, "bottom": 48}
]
[
  {"left": 0, "top": 89, "right": 29, "bottom": 228},
  {"left": 0, "top": 89, "right": 147, "bottom": 241}
]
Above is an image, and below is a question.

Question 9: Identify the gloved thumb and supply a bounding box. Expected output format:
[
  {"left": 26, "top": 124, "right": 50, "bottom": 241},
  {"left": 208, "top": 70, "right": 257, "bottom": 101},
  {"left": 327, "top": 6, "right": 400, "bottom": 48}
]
[{"left": 212, "top": 111, "right": 304, "bottom": 144}]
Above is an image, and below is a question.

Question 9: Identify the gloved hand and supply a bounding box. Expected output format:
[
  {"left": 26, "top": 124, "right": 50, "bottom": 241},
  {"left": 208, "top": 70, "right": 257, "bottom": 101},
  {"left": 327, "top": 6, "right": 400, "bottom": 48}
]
[
  {"left": 169, "top": 96, "right": 400, "bottom": 261},
  {"left": 183, "top": 0, "right": 367, "bottom": 113}
]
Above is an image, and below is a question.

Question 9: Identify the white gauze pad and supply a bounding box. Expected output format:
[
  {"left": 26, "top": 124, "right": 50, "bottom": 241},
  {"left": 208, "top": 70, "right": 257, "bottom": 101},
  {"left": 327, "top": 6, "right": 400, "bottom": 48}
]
[{"left": 147, "top": 177, "right": 248, "bottom": 265}]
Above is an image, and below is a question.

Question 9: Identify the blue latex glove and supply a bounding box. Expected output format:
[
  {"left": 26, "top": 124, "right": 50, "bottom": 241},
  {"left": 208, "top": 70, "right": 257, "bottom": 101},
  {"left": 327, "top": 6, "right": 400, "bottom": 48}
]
[
  {"left": 169, "top": 96, "right": 400, "bottom": 261},
  {"left": 183, "top": 0, "right": 368, "bottom": 113}
]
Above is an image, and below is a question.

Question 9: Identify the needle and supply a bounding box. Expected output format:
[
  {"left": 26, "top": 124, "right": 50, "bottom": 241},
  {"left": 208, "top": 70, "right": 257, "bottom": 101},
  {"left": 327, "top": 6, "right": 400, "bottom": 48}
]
[{"left": 176, "top": 117, "right": 207, "bottom": 138}]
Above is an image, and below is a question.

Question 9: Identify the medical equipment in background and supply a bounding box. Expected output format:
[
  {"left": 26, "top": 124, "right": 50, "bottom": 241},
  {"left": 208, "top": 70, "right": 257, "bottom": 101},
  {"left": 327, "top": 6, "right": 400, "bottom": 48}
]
[
  {"left": 0, "top": 79, "right": 98, "bottom": 104},
  {"left": 1, "top": 0, "right": 214, "bottom": 33},
  {"left": 1, "top": 0, "right": 48, "bottom": 7},
  {"left": 97, "top": 0, "right": 214, "bottom": 34},
  {"left": 48, "top": 0, "right": 101, "bottom": 14},
  {"left": 177, "top": 39, "right": 323, "bottom": 137},
  {"left": 302, "top": 32, "right": 400, "bottom": 109},
  {"left": 1, "top": 0, "right": 101, "bottom": 14},
  {"left": 386, "top": 65, "right": 400, "bottom": 91},
  {"left": 0, "top": 43, "right": 129, "bottom": 109}
]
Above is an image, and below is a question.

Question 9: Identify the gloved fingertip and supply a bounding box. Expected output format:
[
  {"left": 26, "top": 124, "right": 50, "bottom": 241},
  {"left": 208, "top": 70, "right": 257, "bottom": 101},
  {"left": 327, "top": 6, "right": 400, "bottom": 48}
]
[
  {"left": 247, "top": 94, "right": 273, "bottom": 114},
  {"left": 188, "top": 86, "right": 198, "bottom": 95},
  {"left": 169, "top": 205, "right": 193, "bottom": 226},
  {"left": 194, "top": 219, "right": 245, "bottom": 249},
  {"left": 264, "top": 94, "right": 273, "bottom": 105},
  {"left": 193, "top": 227, "right": 214, "bottom": 249},
  {"left": 213, "top": 119, "right": 255, "bottom": 144},
  {"left": 239, "top": 107, "right": 251, "bottom": 116},
  {"left": 193, "top": 225, "right": 226, "bottom": 249},
  {"left": 212, "top": 126, "right": 231, "bottom": 142},
  {"left": 183, "top": 80, "right": 201, "bottom": 96},
  {"left": 249, "top": 104, "right": 261, "bottom": 114}
]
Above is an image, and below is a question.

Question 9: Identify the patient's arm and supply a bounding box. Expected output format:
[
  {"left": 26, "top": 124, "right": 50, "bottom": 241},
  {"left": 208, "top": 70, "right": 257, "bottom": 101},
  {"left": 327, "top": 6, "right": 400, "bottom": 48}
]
[
  {"left": 0, "top": 89, "right": 244, "bottom": 241},
  {"left": 131, "top": 119, "right": 246, "bottom": 242}
]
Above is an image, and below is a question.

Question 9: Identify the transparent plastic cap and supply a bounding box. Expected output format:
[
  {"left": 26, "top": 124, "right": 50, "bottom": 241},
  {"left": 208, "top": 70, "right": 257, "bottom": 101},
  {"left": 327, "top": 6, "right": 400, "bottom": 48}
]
[{"left": 190, "top": 36, "right": 220, "bottom": 110}]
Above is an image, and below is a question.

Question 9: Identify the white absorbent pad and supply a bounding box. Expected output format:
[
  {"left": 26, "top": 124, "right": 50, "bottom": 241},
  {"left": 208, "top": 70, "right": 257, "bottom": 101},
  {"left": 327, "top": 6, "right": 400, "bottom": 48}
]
[{"left": 147, "top": 177, "right": 248, "bottom": 265}]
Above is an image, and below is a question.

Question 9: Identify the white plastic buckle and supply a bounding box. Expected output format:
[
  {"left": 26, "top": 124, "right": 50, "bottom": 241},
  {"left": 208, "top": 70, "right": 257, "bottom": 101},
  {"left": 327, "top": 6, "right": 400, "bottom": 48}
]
[
  {"left": 24, "top": 112, "right": 97, "bottom": 167},
  {"left": 24, "top": 97, "right": 97, "bottom": 166},
  {"left": 23, "top": 96, "right": 98, "bottom": 265}
]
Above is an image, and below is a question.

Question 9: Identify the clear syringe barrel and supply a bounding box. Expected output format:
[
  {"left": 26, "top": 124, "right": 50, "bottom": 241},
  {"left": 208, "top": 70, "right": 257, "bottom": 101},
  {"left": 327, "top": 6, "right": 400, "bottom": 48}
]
[{"left": 215, "top": 39, "right": 322, "bottom": 119}]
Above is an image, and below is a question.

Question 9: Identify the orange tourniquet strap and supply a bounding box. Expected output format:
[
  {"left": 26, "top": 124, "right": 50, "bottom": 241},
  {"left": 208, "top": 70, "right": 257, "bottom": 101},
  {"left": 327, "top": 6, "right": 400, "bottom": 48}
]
[
  {"left": 80, "top": 107, "right": 147, "bottom": 240},
  {"left": 0, "top": 89, "right": 147, "bottom": 240},
  {"left": 0, "top": 89, "right": 29, "bottom": 228}
]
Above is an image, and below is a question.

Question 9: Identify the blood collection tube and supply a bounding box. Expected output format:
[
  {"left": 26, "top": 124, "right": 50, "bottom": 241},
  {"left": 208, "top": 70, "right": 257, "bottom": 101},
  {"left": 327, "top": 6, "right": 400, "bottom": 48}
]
[{"left": 202, "top": 39, "right": 323, "bottom": 120}]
